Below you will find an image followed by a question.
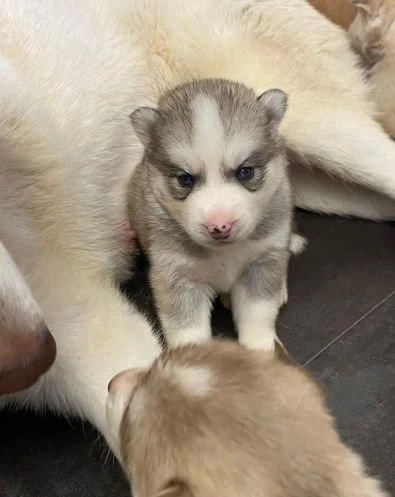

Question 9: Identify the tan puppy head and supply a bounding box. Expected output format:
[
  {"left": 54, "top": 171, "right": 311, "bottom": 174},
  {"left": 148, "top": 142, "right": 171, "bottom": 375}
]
[{"left": 106, "top": 340, "right": 388, "bottom": 497}]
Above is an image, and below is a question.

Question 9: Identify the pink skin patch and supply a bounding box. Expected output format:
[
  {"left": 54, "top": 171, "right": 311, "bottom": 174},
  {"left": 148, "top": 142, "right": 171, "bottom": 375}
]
[{"left": 119, "top": 221, "right": 137, "bottom": 254}]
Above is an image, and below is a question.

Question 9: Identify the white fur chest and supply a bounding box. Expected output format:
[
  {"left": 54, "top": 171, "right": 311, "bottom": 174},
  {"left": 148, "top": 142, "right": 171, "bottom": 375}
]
[
  {"left": 179, "top": 234, "right": 284, "bottom": 294},
  {"left": 191, "top": 248, "right": 249, "bottom": 293}
]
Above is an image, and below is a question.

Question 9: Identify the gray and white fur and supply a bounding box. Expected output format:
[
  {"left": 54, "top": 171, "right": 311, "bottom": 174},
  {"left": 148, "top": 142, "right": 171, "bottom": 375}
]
[{"left": 128, "top": 79, "right": 298, "bottom": 350}]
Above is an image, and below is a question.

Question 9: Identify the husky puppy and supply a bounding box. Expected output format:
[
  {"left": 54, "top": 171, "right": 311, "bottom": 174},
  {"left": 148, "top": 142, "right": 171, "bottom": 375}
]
[
  {"left": 128, "top": 79, "right": 294, "bottom": 350},
  {"left": 349, "top": 0, "right": 395, "bottom": 138},
  {"left": 106, "top": 340, "right": 389, "bottom": 497}
]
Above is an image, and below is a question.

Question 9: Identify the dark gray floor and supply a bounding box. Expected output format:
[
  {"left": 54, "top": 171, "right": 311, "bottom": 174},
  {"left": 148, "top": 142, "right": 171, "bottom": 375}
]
[{"left": 0, "top": 211, "right": 394, "bottom": 497}]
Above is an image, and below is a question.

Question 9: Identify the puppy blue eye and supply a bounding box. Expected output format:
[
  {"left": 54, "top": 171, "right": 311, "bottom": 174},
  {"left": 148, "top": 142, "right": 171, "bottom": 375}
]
[
  {"left": 236, "top": 166, "right": 254, "bottom": 182},
  {"left": 177, "top": 173, "right": 195, "bottom": 188}
]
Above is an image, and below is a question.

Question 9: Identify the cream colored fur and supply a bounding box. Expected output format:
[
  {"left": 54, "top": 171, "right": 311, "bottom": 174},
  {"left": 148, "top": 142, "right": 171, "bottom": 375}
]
[
  {"left": 107, "top": 341, "right": 389, "bottom": 497},
  {"left": 349, "top": 0, "right": 395, "bottom": 138},
  {"left": 310, "top": 0, "right": 395, "bottom": 139},
  {"left": 1, "top": 0, "right": 395, "bottom": 458}
]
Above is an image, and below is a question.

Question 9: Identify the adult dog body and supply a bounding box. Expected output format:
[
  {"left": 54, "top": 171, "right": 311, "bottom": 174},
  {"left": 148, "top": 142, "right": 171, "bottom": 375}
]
[{"left": 0, "top": 0, "right": 395, "bottom": 455}]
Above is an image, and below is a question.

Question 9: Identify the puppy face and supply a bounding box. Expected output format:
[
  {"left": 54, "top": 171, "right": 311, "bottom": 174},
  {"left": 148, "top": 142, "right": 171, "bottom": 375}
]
[{"left": 130, "top": 79, "right": 288, "bottom": 248}]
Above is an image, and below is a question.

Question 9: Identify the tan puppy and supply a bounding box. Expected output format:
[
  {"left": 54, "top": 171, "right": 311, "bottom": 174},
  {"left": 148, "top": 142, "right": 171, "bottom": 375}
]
[
  {"left": 106, "top": 341, "right": 388, "bottom": 497},
  {"left": 349, "top": 0, "right": 395, "bottom": 137},
  {"left": 309, "top": 0, "right": 395, "bottom": 138}
]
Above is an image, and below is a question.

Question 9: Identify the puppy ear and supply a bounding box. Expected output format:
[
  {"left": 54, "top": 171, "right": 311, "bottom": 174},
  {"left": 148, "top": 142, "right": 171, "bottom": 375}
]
[
  {"left": 257, "top": 88, "right": 288, "bottom": 128},
  {"left": 108, "top": 367, "right": 145, "bottom": 397},
  {"left": 154, "top": 479, "right": 194, "bottom": 497},
  {"left": 106, "top": 367, "right": 147, "bottom": 446},
  {"left": 130, "top": 107, "right": 159, "bottom": 147}
]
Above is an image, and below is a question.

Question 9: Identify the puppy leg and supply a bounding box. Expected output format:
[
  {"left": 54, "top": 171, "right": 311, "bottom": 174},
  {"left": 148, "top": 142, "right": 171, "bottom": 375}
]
[
  {"left": 285, "top": 111, "right": 395, "bottom": 203},
  {"left": 0, "top": 242, "right": 56, "bottom": 395},
  {"left": 150, "top": 264, "right": 214, "bottom": 347},
  {"left": 232, "top": 249, "right": 289, "bottom": 351}
]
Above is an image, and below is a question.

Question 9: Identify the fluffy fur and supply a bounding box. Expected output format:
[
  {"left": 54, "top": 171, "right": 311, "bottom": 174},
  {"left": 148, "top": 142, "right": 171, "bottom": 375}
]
[
  {"left": 349, "top": 0, "right": 395, "bottom": 138},
  {"left": 107, "top": 340, "right": 389, "bottom": 497},
  {"left": 128, "top": 79, "right": 293, "bottom": 350},
  {"left": 309, "top": 0, "right": 395, "bottom": 138},
  {"left": 0, "top": 0, "right": 395, "bottom": 457}
]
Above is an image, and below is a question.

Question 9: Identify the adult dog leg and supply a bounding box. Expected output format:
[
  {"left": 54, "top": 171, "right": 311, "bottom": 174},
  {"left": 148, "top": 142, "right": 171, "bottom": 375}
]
[
  {"left": 285, "top": 111, "right": 395, "bottom": 204},
  {"left": 290, "top": 162, "right": 395, "bottom": 220}
]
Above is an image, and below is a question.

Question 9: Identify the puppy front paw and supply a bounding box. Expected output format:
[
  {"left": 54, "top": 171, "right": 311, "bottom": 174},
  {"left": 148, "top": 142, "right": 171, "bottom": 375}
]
[
  {"left": 239, "top": 327, "right": 279, "bottom": 353},
  {"left": 165, "top": 327, "right": 212, "bottom": 348}
]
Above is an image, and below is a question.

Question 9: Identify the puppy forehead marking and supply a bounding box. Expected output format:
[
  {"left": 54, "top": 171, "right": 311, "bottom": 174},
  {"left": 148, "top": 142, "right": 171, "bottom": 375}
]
[
  {"left": 165, "top": 139, "right": 196, "bottom": 169},
  {"left": 191, "top": 94, "right": 225, "bottom": 168},
  {"left": 168, "top": 364, "right": 213, "bottom": 397},
  {"left": 224, "top": 131, "right": 262, "bottom": 167}
]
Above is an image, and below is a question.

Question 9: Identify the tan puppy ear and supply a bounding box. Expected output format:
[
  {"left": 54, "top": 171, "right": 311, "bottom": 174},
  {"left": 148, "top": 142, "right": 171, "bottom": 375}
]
[
  {"left": 108, "top": 367, "right": 145, "bottom": 396},
  {"left": 106, "top": 367, "right": 147, "bottom": 449},
  {"left": 107, "top": 367, "right": 146, "bottom": 422},
  {"left": 154, "top": 479, "right": 194, "bottom": 497}
]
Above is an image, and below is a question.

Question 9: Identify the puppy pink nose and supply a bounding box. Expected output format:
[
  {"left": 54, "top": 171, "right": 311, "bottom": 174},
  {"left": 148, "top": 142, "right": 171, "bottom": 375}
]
[{"left": 205, "top": 213, "right": 235, "bottom": 239}]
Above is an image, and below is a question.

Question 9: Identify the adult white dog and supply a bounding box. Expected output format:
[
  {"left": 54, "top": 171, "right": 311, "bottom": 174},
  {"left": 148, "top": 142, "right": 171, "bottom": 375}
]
[{"left": 0, "top": 0, "right": 394, "bottom": 457}]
